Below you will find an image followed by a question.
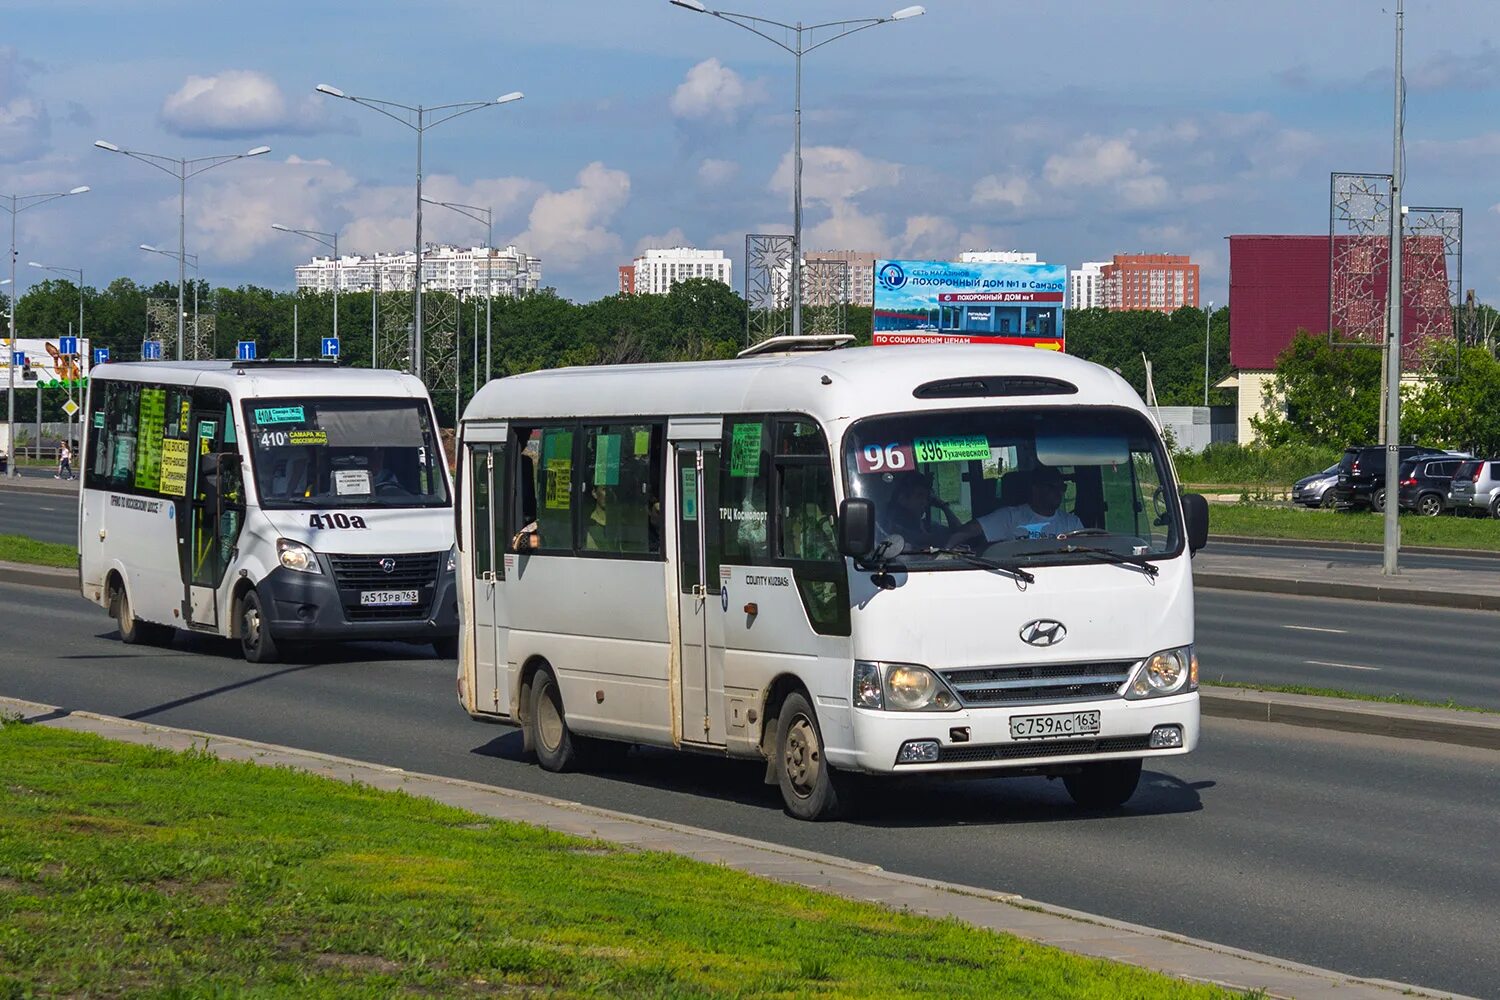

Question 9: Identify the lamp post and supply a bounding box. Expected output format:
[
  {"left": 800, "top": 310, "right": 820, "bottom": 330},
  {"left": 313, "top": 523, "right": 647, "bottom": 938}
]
[
  {"left": 272, "top": 224, "right": 341, "bottom": 360},
  {"left": 141, "top": 244, "right": 201, "bottom": 357},
  {"left": 1382, "top": 0, "right": 1405, "bottom": 576},
  {"left": 315, "top": 84, "right": 522, "bottom": 381},
  {"left": 422, "top": 197, "right": 493, "bottom": 382},
  {"left": 28, "top": 262, "right": 85, "bottom": 457},
  {"left": 1203, "top": 300, "right": 1213, "bottom": 406},
  {"left": 94, "top": 140, "right": 269, "bottom": 362},
  {"left": 669, "top": 0, "right": 923, "bottom": 338},
  {"left": 4, "top": 184, "right": 89, "bottom": 477}
]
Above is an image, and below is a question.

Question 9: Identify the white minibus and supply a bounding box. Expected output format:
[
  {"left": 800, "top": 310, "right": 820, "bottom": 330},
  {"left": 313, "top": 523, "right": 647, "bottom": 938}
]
[
  {"left": 79, "top": 360, "right": 458, "bottom": 663},
  {"left": 455, "top": 340, "right": 1208, "bottom": 820}
]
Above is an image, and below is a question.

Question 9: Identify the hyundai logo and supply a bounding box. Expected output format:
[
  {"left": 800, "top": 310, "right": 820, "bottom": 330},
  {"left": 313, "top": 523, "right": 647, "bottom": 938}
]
[
  {"left": 380, "top": 558, "right": 396, "bottom": 574},
  {"left": 1019, "top": 619, "right": 1067, "bottom": 646}
]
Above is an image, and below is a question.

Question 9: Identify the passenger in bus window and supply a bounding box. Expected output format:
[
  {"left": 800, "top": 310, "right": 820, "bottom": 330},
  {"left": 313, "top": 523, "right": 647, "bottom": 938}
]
[{"left": 950, "top": 465, "right": 1082, "bottom": 545}]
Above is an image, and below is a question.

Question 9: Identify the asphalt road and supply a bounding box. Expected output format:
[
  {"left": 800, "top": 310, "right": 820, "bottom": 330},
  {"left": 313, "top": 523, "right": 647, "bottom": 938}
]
[
  {"left": 1212, "top": 538, "right": 1499, "bottom": 573},
  {"left": 0, "top": 480, "right": 77, "bottom": 545},
  {"left": 1, "top": 580, "right": 1497, "bottom": 997}
]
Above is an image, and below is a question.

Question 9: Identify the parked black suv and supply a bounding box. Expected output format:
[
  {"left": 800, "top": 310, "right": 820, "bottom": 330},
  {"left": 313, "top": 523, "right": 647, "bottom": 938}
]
[
  {"left": 1396, "top": 455, "right": 1467, "bottom": 516},
  {"left": 1331, "top": 444, "right": 1449, "bottom": 511}
]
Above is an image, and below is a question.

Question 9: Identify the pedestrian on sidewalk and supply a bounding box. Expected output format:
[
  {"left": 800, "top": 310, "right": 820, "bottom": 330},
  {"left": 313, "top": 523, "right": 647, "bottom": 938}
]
[{"left": 56, "top": 440, "right": 73, "bottom": 480}]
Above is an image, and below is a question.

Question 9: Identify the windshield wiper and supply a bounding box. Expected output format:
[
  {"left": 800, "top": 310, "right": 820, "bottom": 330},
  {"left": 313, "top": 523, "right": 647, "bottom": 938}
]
[
  {"left": 1031, "top": 543, "right": 1160, "bottom": 577},
  {"left": 902, "top": 546, "right": 1036, "bottom": 584}
]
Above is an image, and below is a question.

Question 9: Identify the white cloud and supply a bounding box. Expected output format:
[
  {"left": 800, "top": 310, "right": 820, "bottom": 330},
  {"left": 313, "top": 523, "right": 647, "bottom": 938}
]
[
  {"left": 771, "top": 146, "right": 902, "bottom": 203},
  {"left": 1043, "top": 135, "right": 1152, "bottom": 188},
  {"left": 971, "top": 172, "right": 1032, "bottom": 209},
  {"left": 803, "top": 201, "right": 890, "bottom": 253},
  {"left": 634, "top": 228, "right": 690, "bottom": 256},
  {"left": 697, "top": 158, "right": 739, "bottom": 186},
  {"left": 898, "top": 215, "right": 958, "bottom": 257},
  {"left": 182, "top": 155, "right": 356, "bottom": 264},
  {"left": 0, "top": 47, "right": 50, "bottom": 163},
  {"left": 670, "top": 58, "right": 765, "bottom": 122},
  {"left": 161, "top": 70, "right": 341, "bottom": 138},
  {"left": 514, "top": 161, "right": 631, "bottom": 269}
]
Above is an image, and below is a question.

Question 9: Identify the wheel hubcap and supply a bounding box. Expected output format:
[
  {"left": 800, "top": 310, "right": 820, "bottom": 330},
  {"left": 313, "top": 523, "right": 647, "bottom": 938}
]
[
  {"left": 783, "top": 715, "right": 821, "bottom": 798},
  {"left": 537, "top": 687, "right": 564, "bottom": 752},
  {"left": 244, "top": 608, "right": 260, "bottom": 649}
]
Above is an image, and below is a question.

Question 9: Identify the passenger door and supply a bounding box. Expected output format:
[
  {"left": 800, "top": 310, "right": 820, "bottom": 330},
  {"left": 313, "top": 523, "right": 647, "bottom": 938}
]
[
  {"left": 466, "top": 436, "right": 510, "bottom": 714},
  {"left": 674, "top": 441, "right": 725, "bottom": 746},
  {"left": 185, "top": 402, "right": 244, "bottom": 630}
]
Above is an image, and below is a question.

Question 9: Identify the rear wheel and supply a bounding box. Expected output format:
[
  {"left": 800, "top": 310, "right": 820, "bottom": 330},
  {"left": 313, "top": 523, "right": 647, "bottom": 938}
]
[
  {"left": 1063, "top": 759, "right": 1143, "bottom": 809},
  {"left": 114, "top": 584, "right": 172, "bottom": 646},
  {"left": 1417, "top": 493, "right": 1444, "bottom": 517},
  {"left": 238, "top": 590, "right": 280, "bottom": 664},
  {"left": 1371, "top": 488, "right": 1387, "bottom": 513},
  {"left": 528, "top": 667, "right": 580, "bottom": 773},
  {"left": 775, "top": 692, "right": 853, "bottom": 821}
]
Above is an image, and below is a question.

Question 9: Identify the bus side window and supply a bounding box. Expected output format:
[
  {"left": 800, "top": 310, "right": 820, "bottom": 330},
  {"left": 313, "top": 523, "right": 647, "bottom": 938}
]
[
  {"left": 579, "top": 423, "right": 659, "bottom": 556},
  {"left": 470, "top": 445, "right": 492, "bottom": 579}
]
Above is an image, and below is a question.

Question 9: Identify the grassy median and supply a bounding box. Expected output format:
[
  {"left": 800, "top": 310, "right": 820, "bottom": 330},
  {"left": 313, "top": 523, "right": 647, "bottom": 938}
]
[
  {"left": 1207, "top": 681, "right": 1497, "bottom": 714},
  {"left": 1208, "top": 504, "right": 1500, "bottom": 552},
  {"left": 0, "top": 533, "right": 74, "bottom": 569},
  {"left": 0, "top": 722, "right": 1246, "bottom": 999}
]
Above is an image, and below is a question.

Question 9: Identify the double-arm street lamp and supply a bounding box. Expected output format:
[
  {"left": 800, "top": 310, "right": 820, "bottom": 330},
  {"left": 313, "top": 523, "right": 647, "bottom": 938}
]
[
  {"left": 140, "top": 244, "right": 202, "bottom": 358},
  {"left": 27, "top": 262, "right": 85, "bottom": 347},
  {"left": 668, "top": 0, "right": 923, "bottom": 337},
  {"left": 315, "top": 84, "right": 522, "bottom": 380},
  {"left": 4, "top": 184, "right": 90, "bottom": 477},
  {"left": 422, "top": 197, "right": 494, "bottom": 383},
  {"left": 94, "top": 140, "right": 269, "bottom": 361},
  {"left": 272, "top": 224, "right": 342, "bottom": 360}
]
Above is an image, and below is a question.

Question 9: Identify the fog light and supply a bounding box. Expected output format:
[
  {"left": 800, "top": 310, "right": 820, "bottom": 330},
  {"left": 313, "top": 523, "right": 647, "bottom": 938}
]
[
  {"left": 896, "top": 739, "right": 941, "bottom": 764},
  {"left": 1149, "top": 725, "right": 1183, "bottom": 749}
]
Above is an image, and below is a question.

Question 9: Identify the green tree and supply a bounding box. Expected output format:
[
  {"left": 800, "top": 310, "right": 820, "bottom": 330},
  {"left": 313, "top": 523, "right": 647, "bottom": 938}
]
[
  {"left": 1251, "top": 331, "right": 1382, "bottom": 446},
  {"left": 1402, "top": 345, "right": 1500, "bottom": 456}
]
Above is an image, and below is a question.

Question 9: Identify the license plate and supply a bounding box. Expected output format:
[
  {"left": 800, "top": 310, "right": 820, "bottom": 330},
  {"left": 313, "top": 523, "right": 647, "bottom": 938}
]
[
  {"left": 360, "top": 589, "right": 419, "bottom": 607},
  {"left": 1009, "top": 710, "right": 1101, "bottom": 740}
]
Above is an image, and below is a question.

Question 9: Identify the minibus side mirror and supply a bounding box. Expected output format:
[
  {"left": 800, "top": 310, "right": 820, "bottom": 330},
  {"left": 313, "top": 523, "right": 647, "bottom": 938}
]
[
  {"left": 838, "top": 498, "right": 876, "bottom": 559},
  {"left": 1181, "top": 492, "right": 1209, "bottom": 554}
]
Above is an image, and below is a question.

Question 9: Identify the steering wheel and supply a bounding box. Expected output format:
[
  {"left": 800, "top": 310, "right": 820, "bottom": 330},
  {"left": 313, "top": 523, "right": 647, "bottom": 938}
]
[
  {"left": 929, "top": 498, "right": 962, "bottom": 531},
  {"left": 375, "top": 480, "right": 405, "bottom": 497},
  {"left": 1151, "top": 487, "right": 1169, "bottom": 524}
]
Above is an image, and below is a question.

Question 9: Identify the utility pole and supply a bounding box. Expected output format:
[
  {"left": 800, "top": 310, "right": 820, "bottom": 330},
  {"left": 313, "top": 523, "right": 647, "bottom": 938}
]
[{"left": 1381, "top": 0, "right": 1404, "bottom": 575}]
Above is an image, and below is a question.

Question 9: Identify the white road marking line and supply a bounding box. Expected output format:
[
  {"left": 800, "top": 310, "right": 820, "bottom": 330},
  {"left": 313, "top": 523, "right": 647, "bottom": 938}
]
[
  {"left": 1283, "top": 624, "right": 1347, "bottom": 634},
  {"left": 1305, "top": 659, "right": 1380, "bottom": 672}
]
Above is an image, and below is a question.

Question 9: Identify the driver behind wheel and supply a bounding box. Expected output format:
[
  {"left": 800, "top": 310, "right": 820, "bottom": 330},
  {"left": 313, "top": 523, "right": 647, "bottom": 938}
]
[
  {"left": 367, "top": 449, "right": 405, "bottom": 494},
  {"left": 876, "top": 473, "right": 954, "bottom": 551},
  {"left": 950, "top": 464, "right": 1082, "bottom": 545}
]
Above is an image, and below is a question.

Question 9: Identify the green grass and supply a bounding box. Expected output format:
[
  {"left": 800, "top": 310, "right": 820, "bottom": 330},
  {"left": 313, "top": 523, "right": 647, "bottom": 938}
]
[
  {"left": 1206, "top": 504, "right": 1500, "bottom": 552},
  {"left": 1173, "top": 443, "right": 1341, "bottom": 489},
  {"left": 1205, "top": 681, "right": 1497, "bottom": 715},
  {"left": 0, "top": 533, "right": 75, "bottom": 568},
  {"left": 0, "top": 724, "right": 1245, "bottom": 999}
]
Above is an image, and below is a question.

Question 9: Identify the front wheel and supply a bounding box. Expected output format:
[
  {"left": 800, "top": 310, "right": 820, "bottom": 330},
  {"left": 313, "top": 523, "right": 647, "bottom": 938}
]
[
  {"left": 1417, "top": 493, "right": 1444, "bottom": 517},
  {"left": 1063, "top": 759, "right": 1142, "bottom": 809},
  {"left": 775, "top": 692, "right": 852, "bottom": 821},
  {"left": 239, "top": 590, "right": 280, "bottom": 664}
]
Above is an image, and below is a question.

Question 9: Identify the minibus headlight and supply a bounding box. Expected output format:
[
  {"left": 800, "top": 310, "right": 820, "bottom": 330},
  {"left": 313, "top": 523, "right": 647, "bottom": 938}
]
[
  {"left": 854, "top": 660, "right": 960, "bottom": 712},
  {"left": 276, "top": 538, "right": 321, "bottom": 575},
  {"left": 445, "top": 545, "right": 457, "bottom": 574},
  {"left": 1124, "top": 646, "right": 1195, "bottom": 699}
]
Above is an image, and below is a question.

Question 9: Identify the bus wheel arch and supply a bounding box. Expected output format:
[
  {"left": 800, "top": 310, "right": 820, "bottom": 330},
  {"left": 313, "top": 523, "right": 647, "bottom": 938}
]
[
  {"left": 228, "top": 577, "right": 256, "bottom": 639},
  {"left": 758, "top": 674, "right": 809, "bottom": 783},
  {"left": 516, "top": 656, "right": 552, "bottom": 757}
]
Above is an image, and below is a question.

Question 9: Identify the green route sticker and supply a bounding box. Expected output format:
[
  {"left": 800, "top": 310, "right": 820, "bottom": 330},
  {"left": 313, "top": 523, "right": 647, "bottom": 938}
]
[
  {"left": 634, "top": 428, "right": 651, "bottom": 456},
  {"left": 729, "top": 422, "right": 762, "bottom": 478},
  {"left": 93, "top": 411, "right": 104, "bottom": 428},
  {"left": 913, "top": 435, "right": 990, "bottom": 464},
  {"left": 594, "top": 433, "right": 621, "bottom": 486},
  {"left": 133, "top": 387, "right": 166, "bottom": 492},
  {"left": 252, "top": 405, "right": 304, "bottom": 425}
]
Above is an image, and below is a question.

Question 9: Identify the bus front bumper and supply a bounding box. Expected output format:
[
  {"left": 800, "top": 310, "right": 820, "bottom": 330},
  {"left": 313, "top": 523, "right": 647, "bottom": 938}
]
[
  {"left": 832, "top": 692, "right": 1199, "bottom": 775},
  {"left": 257, "top": 566, "right": 459, "bottom": 642}
]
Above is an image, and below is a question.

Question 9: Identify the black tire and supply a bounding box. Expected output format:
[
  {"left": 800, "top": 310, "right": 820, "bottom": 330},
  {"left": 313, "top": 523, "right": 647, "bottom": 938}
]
[
  {"left": 1063, "top": 759, "right": 1143, "bottom": 809},
  {"left": 114, "top": 584, "right": 172, "bottom": 646},
  {"left": 238, "top": 590, "right": 280, "bottom": 664},
  {"left": 528, "top": 668, "right": 580, "bottom": 773},
  {"left": 774, "top": 691, "right": 852, "bottom": 821},
  {"left": 431, "top": 636, "right": 460, "bottom": 659},
  {"left": 1491, "top": 497, "right": 1500, "bottom": 520},
  {"left": 1371, "top": 488, "right": 1387, "bottom": 513},
  {"left": 1318, "top": 493, "right": 1337, "bottom": 509},
  {"left": 1417, "top": 493, "right": 1444, "bottom": 517}
]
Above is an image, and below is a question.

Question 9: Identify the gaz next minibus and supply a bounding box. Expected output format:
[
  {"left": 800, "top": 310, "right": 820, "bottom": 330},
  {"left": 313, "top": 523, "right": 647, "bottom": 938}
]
[
  {"left": 80, "top": 360, "right": 458, "bottom": 663},
  {"left": 454, "top": 339, "right": 1208, "bottom": 820}
]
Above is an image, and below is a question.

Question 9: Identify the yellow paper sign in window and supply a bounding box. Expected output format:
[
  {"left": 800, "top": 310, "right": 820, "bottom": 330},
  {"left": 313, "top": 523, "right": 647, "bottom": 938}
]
[
  {"left": 545, "top": 458, "right": 572, "bottom": 510},
  {"left": 159, "top": 437, "right": 190, "bottom": 497}
]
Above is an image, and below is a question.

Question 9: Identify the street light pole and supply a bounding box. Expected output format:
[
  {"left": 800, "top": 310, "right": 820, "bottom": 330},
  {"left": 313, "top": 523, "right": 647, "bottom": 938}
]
[
  {"left": 3, "top": 184, "right": 90, "bottom": 477},
  {"left": 1203, "top": 300, "right": 1214, "bottom": 406},
  {"left": 140, "top": 244, "right": 200, "bottom": 357},
  {"left": 422, "top": 197, "right": 493, "bottom": 382},
  {"left": 1382, "top": 0, "right": 1405, "bottom": 576},
  {"left": 315, "top": 85, "right": 522, "bottom": 381},
  {"left": 95, "top": 140, "right": 269, "bottom": 361},
  {"left": 28, "top": 262, "right": 86, "bottom": 462},
  {"left": 668, "top": 0, "right": 923, "bottom": 337},
  {"left": 272, "top": 224, "right": 340, "bottom": 357}
]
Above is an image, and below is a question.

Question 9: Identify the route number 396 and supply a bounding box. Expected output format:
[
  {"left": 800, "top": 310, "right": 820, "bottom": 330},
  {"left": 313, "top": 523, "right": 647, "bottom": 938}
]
[{"left": 857, "top": 443, "right": 914, "bottom": 474}]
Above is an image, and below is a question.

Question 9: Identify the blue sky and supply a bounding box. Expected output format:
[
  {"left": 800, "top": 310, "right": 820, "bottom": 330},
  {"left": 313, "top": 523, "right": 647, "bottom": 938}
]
[{"left": 4, "top": 0, "right": 1498, "bottom": 306}]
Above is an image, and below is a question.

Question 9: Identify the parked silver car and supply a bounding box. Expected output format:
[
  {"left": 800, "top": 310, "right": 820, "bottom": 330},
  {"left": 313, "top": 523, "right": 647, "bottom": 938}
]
[
  {"left": 1291, "top": 464, "right": 1340, "bottom": 507},
  {"left": 1447, "top": 458, "right": 1500, "bottom": 516}
]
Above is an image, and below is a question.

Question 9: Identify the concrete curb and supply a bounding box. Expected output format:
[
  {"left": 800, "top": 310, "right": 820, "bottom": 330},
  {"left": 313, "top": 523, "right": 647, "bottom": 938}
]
[
  {"left": 1200, "top": 687, "right": 1500, "bottom": 751},
  {"left": 1211, "top": 534, "right": 1500, "bottom": 561},
  {"left": 0, "top": 560, "right": 75, "bottom": 592},
  {"left": 1193, "top": 571, "right": 1500, "bottom": 611},
  {"left": 0, "top": 694, "right": 1474, "bottom": 1000}
]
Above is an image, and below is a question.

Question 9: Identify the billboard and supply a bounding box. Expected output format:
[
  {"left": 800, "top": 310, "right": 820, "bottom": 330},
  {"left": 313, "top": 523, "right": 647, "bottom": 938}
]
[
  {"left": 872, "top": 259, "right": 1066, "bottom": 350},
  {"left": 0, "top": 336, "right": 91, "bottom": 388}
]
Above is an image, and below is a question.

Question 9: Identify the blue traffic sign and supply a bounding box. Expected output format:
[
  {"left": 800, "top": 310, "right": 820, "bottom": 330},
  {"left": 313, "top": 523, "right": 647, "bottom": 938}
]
[
  {"left": 321, "top": 337, "right": 340, "bottom": 359},
  {"left": 92, "top": 347, "right": 110, "bottom": 366},
  {"left": 58, "top": 336, "right": 79, "bottom": 355},
  {"left": 9, "top": 351, "right": 25, "bottom": 368},
  {"left": 142, "top": 340, "right": 163, "bottom": 361},
  {"left": 236, "top": 341, "right": 257, "bottom": 361}
]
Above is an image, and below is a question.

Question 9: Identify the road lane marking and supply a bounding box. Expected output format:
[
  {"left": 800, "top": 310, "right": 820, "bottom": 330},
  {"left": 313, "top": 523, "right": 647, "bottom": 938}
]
[
  {"left": 1304, "top": 659, "right": 1380, "bottom": 672},
  {"left": 1283, "top": 625, "right": 1347, "bottom": 634}
]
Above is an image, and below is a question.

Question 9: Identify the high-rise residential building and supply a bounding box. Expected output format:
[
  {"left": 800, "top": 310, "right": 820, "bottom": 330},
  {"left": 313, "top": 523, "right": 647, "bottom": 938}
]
[
  {"left": 626, "top": 246, "right": 732, "bottom": 295},
  {"left": 1069, "top": 261, "right": 1110, "bottom": 309},
  {"left": 617, "top": 265, "right": 636, "bottom": 295},
  {"left": 803, "top": 250, "right": 878, "bottom": 306},
  {"left": 958, "top": 250, "right": 1040, "bottom": 264},
  {"left": 294, "top": 244, "right": 541, "bottom": 297},
  {"left": 1099, "top": 253, "right": 1199, "bottom": 312}
]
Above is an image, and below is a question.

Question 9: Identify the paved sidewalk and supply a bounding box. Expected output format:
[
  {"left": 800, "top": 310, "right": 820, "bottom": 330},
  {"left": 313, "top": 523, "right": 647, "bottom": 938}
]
[
  {"left": 0, "top": 695, "right": 1473, "bottom": 1000},
  {"left": 1193, "top": 547, "right": 1500, "bottom": 610}
]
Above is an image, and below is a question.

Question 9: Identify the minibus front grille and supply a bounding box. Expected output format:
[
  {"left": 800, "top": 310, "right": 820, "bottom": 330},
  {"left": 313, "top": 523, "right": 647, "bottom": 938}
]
[
  {"left": 327, "top": 551, "right": 444, "bottom": 621},
  {"left": 928, "top": 734, "right": 1153, "bottom": 765},
  {"left": 940, "top": 661, "right": 1135, "bottom": 707}
]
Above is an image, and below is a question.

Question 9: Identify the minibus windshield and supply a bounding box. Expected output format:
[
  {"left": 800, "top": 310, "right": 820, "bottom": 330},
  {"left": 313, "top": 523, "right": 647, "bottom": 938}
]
[
  {"left": 844, "top": 406, "right": 1180, "bottom": 570},
  {"left": 244, "top": 397, "right": 450, "bottom": 509}
]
